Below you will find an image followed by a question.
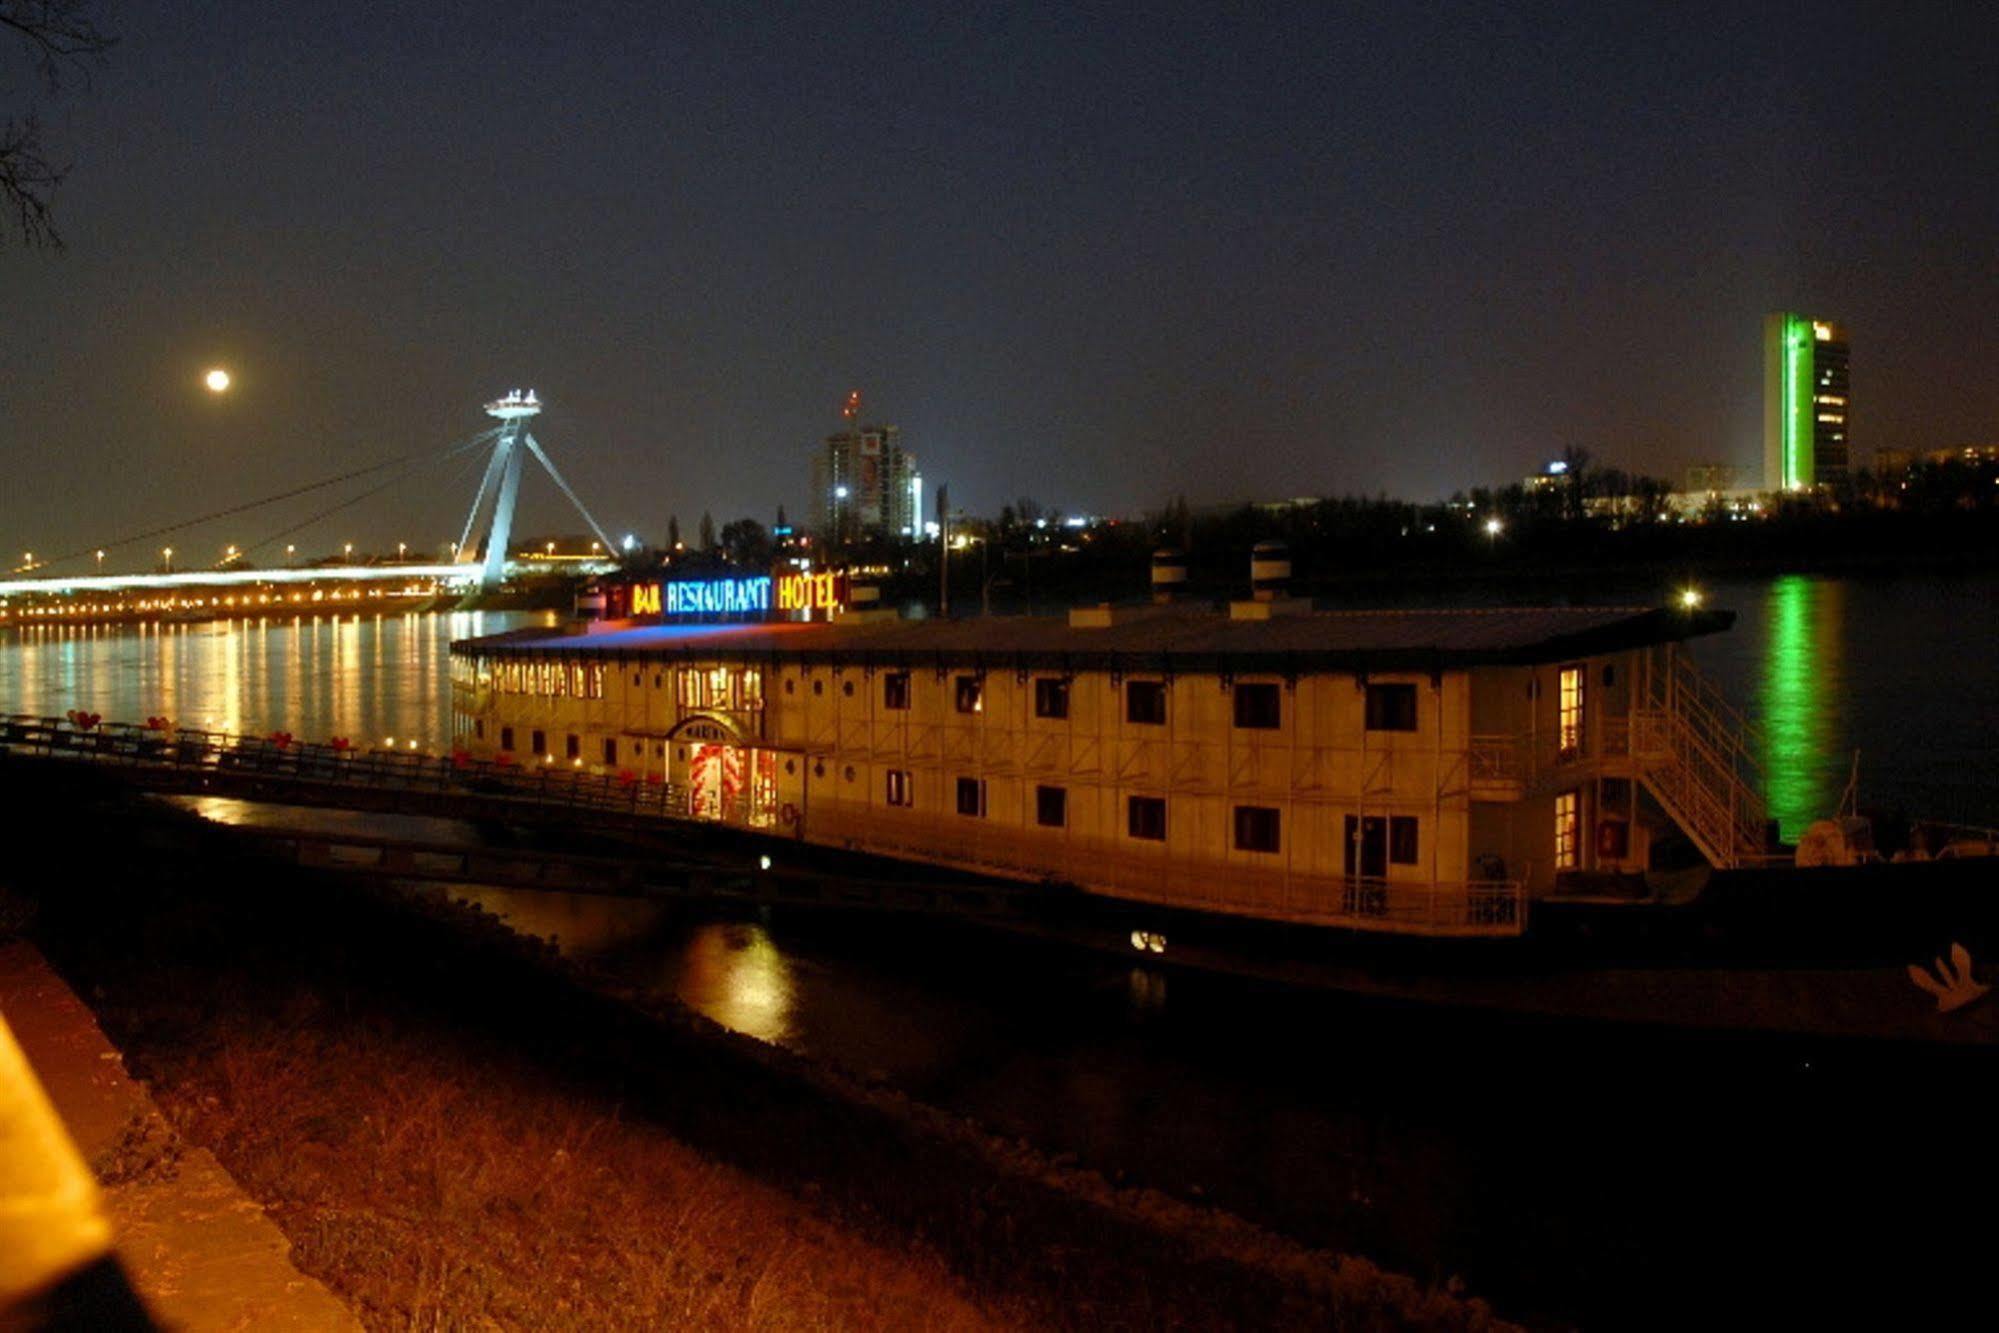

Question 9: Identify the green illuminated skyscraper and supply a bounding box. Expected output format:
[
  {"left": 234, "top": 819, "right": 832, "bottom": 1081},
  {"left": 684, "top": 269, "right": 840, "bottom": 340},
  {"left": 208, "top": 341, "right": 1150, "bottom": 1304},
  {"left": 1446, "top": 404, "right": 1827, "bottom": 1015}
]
[{"left": 1763, "top": 313, "right": 1850, "bottom": 491}]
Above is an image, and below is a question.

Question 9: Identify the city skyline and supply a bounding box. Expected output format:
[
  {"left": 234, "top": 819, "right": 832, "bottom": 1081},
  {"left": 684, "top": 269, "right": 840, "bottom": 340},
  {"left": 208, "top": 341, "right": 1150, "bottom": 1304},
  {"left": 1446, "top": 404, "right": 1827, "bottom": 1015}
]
[{"left": 4, "top": 3, "right": 1997, "bottom": 558}]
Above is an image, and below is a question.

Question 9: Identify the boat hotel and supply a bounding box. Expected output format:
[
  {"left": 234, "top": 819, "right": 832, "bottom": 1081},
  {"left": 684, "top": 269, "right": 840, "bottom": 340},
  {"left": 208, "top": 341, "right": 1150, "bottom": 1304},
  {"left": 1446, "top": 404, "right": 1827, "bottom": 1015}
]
[{"left": 449, "top": 561, "right": 1764, "bottom": 938}]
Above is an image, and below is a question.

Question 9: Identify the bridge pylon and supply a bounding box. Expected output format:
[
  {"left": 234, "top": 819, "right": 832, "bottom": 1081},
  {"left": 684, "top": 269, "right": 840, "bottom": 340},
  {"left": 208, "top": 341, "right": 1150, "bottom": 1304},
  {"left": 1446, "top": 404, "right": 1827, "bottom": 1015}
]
[{"left": 458, "top": 390, "right": 616, "bottom": 590}]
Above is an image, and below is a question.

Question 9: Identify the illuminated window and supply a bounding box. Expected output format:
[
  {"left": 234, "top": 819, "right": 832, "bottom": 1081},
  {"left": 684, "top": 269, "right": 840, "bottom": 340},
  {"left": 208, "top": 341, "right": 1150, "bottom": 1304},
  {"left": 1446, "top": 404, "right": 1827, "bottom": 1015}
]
[
  {"left": 1034, "top": 678, "right": 1069, "bottom": 719},
  {"left": 1126, "top": 680, "right": 1167, "bottom": 725},
  {"left": 883, "top": 672, "right": 911, "bottom": 710},
  {"left": 886, "top": 769, "right": 912, "bottom": 807},
  {"left": 1555, "top": 790, "right": 1581, "bottom": 869},
  {"left": 956, "top": 776, "right": 986, "bottom": 817},
  {"left": 1036, "top": 784, "right": 1067, "bottom": 827},
  {"left": 1364, "top": 683, "right": 1417, "bottom": 731},
  {"left": 1558, "top": 665, "right": 1584, "bottom": 756},
  {"left": 954, "top": 676, "right": 983, "bottom": 714},
  {"left": 1233, "top": 683, "right": 1281, "bottom": 730},
  {"left": 1233, "top": 805, "right": 1280, "bottom": 853},
  {"left": 1127, "top": 795, "right": 1166, "bottom": 841}
]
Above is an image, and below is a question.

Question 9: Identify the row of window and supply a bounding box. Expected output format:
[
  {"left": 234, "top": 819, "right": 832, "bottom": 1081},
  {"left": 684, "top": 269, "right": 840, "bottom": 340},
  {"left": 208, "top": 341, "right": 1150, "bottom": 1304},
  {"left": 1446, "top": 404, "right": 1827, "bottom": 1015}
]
[
  {"left": 887, "top": 768, "right": 1420, "bottom": 861},
  {"left": 475, "top": 657, "right": 607, "bottom": 701},
  {"left": 884, "top": 673, "right": 1420, "bottom": 732},
  {"left": 468, "top": 656, "right": 1429, "bottom": 735},
  {"left": 490, "top": 723, "right": 633, "bottom": 766}
]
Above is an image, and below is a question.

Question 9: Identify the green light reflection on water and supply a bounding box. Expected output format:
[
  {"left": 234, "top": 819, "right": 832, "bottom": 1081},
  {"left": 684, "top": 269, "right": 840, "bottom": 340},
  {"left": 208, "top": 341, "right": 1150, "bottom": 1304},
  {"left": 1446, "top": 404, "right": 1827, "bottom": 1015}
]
[{"left": 1759, "top": 575, "right": 1845, "bottom": 841}]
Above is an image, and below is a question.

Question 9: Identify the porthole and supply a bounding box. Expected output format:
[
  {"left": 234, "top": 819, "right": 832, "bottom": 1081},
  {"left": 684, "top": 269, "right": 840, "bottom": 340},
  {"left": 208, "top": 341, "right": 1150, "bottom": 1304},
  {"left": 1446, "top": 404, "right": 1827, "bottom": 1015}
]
[
  {"left": 842, "top": 680, "right": 854, "bottom": 697},
  {"left": 813, "top": 679, "right": 824, "bottom": 696},
  {"left": 844, "top": 765, "right": 856, "bottom": 782},
  {"left": 785, "top": 759, "right": 796, "bottom": 775},
  {"left": 813, "top": 760, "right": 825, "bottom": 778},
  {"left": 785, "top": 678, "right": 795, "bottom": 695}
]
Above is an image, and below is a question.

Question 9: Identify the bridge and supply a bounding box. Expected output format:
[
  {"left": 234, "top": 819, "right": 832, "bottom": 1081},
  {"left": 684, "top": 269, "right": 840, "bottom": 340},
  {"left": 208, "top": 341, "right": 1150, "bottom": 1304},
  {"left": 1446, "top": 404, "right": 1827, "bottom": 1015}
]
[
  {"left": 0, "top": 712, "right": 1027, "bottom": 921},
  {"left": 0, "top": 391, "right": 622, "bottom": 609}
]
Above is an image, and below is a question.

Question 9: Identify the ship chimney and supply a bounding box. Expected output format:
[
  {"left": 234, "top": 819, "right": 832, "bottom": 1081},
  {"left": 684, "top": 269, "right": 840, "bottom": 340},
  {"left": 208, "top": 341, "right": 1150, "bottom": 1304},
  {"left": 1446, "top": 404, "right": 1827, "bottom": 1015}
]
[
  {"left": 1250, "top": 540, "right": 1290, "bottom": 601},
  {"left": 1150, "top": 547, "right": 1187, "bottom": 604},
  {"left": 1231, "top": 540, "right": 1308, "bottom": 620}
]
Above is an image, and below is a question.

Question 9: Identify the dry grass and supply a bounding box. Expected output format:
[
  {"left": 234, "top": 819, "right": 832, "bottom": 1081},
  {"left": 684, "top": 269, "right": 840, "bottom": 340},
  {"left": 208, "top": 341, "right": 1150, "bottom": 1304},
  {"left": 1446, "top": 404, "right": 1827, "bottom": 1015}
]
[{"left": 137, "top": 1016, "right": 1007, "bottom": 1332}]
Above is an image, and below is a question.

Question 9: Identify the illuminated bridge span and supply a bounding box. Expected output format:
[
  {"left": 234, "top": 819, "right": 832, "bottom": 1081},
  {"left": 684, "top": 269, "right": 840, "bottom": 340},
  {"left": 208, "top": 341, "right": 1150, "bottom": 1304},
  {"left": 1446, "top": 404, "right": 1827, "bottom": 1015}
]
[
  {"left": 2, "top": 390, "right": 620, "bottom": 605},
  {"left": 0, "top": 563, "right": 473, "bottom": 599}
]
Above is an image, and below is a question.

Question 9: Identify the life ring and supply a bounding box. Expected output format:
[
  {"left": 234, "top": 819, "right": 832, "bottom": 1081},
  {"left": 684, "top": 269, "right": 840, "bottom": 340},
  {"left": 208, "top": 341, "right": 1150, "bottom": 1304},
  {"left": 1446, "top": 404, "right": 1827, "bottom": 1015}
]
[{"left": 779, "top": 802, "right": 800, "bottom": 827}]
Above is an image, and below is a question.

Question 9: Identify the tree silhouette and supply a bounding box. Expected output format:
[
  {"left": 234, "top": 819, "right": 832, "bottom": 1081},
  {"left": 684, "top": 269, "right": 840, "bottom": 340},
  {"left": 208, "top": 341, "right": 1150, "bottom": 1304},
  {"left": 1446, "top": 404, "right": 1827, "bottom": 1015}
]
[{"left": 2, "top": 1, "right": 115, "bottom": 248}]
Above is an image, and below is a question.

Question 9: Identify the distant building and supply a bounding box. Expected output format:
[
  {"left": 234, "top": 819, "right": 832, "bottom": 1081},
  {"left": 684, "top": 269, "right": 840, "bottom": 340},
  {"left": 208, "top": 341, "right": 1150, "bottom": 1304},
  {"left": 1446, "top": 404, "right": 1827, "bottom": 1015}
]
[
  {"left": 1684, "top": 463, "right": 1743, "bottom": 494},
  {"left": 1876, "top": 443, "right": 1999, "bottom": 476},
  {"left": 1763, "top": 314, "right": 1850, "bottom": 490},
  {"left": 811, "top": 394, "right": 922, "bottom": 547}
]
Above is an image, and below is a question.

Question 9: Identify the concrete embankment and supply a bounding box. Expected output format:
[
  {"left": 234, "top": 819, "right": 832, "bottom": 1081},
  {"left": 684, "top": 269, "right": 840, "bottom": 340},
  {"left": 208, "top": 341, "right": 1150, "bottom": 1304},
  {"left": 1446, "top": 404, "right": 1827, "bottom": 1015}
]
[{"left": 0, "top": 940, "right": 359, "bottom": 1330}]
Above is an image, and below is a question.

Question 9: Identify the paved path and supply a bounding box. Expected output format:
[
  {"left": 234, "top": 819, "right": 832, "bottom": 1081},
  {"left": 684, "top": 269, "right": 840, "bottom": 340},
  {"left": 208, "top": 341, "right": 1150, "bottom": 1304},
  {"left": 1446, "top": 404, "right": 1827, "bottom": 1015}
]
[{"left": 0, "top": 941, "right": 360, "bottom": 1331}]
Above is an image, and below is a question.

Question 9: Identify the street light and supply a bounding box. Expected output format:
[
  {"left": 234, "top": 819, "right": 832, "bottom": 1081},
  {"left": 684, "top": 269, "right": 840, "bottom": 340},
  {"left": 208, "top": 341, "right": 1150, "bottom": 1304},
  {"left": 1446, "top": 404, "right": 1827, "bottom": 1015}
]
[
  {"left": 285, "top": 544, "right": 296, "bottom": 564},
  {"left": 1484, "top": 517, "right": 1504, "bottom": 538},
  {"left": 162, "top": 547, "right": 173, "bottom": 572},
  {"left": 344, "top": 543, "right": 354, "bottom": 563},
  {"left": 397, "top": 542, "right": 407, "bottom": 561},
  {"left": 95, "top": 550, "right": 105, "bottom": 570}
]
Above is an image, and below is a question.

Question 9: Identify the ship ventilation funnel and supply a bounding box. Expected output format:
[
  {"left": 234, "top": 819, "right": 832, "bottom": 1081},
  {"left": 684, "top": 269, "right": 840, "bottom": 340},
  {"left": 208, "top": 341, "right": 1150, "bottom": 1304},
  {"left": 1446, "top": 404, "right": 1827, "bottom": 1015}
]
[
  {"left": 1250, "top": 540, "right": 1291, "bottom": 601},
  {"left": 1150, "top": 548, "right": 1187, "bottom": 604}
]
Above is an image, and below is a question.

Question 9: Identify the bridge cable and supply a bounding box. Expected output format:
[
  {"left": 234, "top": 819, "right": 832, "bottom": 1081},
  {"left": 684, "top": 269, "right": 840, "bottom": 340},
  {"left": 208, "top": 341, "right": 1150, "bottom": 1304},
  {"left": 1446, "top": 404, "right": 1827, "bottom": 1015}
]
[
  {"left": 233, "top": 432, "right": 501, "bottom": 563},
  {"left": 27, "top": 427, "right": 504, "bottom": 574}
]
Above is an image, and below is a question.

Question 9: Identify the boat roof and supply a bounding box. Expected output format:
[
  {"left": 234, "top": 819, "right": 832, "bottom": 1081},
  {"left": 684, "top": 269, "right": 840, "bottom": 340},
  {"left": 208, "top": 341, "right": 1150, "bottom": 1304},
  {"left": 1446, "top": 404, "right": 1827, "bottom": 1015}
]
[{"left": 455, "top": 603, "right": 1733, "bottom": 674}]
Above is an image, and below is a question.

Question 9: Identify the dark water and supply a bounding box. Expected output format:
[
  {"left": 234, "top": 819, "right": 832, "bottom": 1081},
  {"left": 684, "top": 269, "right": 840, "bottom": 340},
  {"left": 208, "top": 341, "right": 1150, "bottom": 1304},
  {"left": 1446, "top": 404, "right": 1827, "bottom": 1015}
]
[{"left": 16, "top": 579, "right": 1999, "bottom": 1325}]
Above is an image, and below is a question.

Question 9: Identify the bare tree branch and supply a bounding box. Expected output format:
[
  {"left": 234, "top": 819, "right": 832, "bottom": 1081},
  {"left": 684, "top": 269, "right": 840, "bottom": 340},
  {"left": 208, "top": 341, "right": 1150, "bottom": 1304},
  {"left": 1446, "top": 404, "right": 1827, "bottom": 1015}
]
[{"left": 0, "top": 0, "right": 114, "bottom": 248}]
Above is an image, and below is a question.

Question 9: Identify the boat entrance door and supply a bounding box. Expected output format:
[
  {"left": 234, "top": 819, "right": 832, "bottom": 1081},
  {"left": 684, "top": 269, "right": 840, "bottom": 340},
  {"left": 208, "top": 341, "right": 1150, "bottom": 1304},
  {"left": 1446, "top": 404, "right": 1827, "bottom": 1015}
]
[{"left": 1344, "top": 815, "right": 1388, "bottom": 879}]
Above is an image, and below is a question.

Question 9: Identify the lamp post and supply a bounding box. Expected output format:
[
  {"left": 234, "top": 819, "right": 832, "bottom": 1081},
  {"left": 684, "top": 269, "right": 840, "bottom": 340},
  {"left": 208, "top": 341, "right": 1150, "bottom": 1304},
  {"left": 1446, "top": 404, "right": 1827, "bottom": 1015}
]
[{"left": 162, "top": 547, "right": 173, "bottom": 573}]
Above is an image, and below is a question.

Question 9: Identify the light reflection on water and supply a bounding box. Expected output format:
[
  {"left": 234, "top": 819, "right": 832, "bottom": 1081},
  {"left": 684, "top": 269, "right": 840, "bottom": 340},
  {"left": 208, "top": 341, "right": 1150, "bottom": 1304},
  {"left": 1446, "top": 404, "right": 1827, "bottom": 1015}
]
[
  {"left": 1689, "top": 572, "right": 1999, "bottom": 834},
  {"left": 0, "top": 610, "right": 552, "bottom": 750},
  {"left": 1759, "top": 576, "right": 1845, "bottom": 840}
]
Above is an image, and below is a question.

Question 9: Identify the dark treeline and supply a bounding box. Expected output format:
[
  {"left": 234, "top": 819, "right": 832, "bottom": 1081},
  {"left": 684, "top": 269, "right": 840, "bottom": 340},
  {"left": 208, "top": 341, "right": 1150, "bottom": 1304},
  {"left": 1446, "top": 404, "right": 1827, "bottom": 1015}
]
[{"left": 637, "top": 450, "right": 1999, "bottom": 609}]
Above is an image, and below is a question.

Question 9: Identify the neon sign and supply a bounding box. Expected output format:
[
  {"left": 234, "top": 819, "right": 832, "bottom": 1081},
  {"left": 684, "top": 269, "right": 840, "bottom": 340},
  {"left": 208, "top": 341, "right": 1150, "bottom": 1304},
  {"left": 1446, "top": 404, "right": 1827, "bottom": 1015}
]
[
  {"left": 666, "top": 576, "right": 771, "bottom": 616},
  {"left": 775, "top": 571, "right": 848, "bottom": 613},
  {"left": 623, "top": 571, "right": 851, "bottom": 619}
]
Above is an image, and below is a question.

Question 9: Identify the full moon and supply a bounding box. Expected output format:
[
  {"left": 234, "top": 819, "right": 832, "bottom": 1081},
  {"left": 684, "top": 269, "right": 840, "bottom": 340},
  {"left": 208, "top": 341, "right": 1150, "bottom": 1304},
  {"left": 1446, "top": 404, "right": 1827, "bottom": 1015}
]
[{"left": 204, "top": 367, "right": 232, "bottom": 393}]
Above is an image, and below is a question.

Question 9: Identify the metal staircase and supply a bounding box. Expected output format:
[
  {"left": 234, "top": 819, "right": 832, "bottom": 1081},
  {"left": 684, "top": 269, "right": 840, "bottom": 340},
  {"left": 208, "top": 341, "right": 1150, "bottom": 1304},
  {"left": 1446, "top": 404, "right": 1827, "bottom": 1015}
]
[{"left": 1629, "top": 650, "right": 1771, "bottom": 869}]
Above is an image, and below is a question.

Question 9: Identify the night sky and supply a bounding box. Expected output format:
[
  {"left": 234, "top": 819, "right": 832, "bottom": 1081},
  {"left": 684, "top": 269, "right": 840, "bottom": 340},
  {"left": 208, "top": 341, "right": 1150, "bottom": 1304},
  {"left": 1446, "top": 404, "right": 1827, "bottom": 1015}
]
[{"left": 4, "top": 2, "right": 1996, "bottom": 566}]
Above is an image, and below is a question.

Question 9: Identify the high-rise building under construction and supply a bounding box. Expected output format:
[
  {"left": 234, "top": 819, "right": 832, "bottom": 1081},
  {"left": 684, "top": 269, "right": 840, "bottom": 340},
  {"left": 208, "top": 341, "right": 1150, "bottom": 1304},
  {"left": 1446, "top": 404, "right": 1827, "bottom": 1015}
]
[{"left": 811, "top": 392, "right": 922, "bottom": 547}]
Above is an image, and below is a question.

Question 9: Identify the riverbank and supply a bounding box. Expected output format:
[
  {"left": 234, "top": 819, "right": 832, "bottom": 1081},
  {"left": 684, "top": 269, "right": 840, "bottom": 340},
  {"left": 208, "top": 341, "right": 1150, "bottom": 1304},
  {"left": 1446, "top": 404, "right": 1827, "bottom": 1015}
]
[
  {"left": 0, "top": 940, "right": 361, "bottom": 1330},
  {"left": 1, "top": 766, "right": 1505, "bottom": 1330}
]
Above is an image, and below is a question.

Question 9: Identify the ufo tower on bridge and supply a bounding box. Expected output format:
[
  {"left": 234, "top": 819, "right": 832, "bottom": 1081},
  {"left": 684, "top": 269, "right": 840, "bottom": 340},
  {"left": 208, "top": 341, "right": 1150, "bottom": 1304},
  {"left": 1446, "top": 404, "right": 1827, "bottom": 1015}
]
[{"left": 459, "top": 390, "right": 617, "bottom": 590}]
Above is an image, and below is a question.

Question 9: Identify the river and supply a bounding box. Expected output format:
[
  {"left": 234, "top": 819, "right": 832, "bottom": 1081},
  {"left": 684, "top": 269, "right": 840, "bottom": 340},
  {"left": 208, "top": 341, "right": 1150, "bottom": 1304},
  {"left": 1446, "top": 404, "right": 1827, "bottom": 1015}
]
[{"left": 7, "top": 577, "right": 1999, "bottom": 1325}]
